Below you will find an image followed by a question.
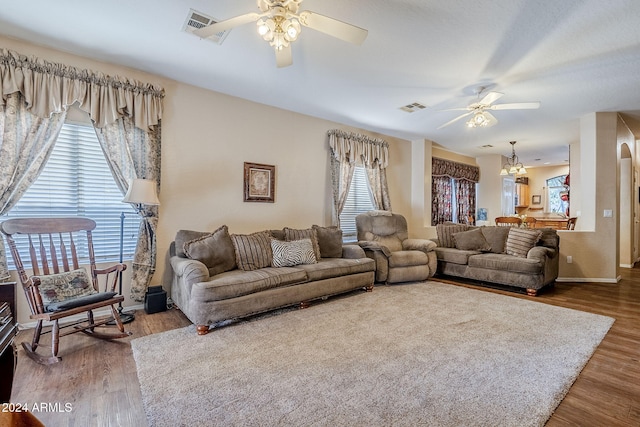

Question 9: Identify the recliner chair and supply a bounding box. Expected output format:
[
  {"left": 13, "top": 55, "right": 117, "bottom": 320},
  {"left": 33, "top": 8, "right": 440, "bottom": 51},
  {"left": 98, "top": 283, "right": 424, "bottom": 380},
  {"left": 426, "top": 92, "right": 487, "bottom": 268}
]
[{"left": 355, "top": 211, "right": 437, "bottom": 284}]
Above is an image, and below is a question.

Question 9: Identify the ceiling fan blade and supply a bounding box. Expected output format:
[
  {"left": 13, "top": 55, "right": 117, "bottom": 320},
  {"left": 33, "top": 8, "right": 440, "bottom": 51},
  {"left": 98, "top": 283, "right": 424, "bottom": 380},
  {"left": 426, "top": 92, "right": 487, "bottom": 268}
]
[
  {"left": 439, "top": 107, "right": 472, "bottom": 112},
  {"left": 437, "top": 112, "right": 473, "bottom": 130},
  {"left": 298, "top": 11, "right": 368, "bottom": 45},
  {"left": 479, "top": 91, "right": 504, "bottom": 106},
  {"left": 483, "top": 111, "right": 498, "bottom": 127},
  {"left": 275, "top": 45, "right": 293, "bottom": 68},
  {"left": 490, "top": 102, "right": 541, "bottom": 110},
  {"left": 194, "top": 13, "right": 261, "bottom": 38}
]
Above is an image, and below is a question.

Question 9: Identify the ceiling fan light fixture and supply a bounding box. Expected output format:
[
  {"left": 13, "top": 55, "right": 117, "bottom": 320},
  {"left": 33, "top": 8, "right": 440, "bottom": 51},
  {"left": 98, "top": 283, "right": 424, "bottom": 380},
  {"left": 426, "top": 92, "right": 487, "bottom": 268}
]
[{"left": 466, "top": 111, "right": 491, "bottom": 128}]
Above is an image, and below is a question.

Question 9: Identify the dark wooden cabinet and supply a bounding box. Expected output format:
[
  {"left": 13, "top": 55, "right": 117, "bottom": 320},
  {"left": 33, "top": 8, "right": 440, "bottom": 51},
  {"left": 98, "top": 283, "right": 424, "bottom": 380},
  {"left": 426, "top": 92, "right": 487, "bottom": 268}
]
[{"left": 0, "top": 282, "right": 17, "bottom": 403}]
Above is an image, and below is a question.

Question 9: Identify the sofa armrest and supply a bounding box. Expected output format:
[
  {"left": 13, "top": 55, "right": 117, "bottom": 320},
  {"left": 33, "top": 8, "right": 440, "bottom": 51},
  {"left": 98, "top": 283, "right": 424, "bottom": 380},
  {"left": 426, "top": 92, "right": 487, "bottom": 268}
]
[
  {"left": 527, "top": 246, "right": 557, "bottom": 261},
  {"left": 341, "top": 244, "right": 367, "bottom": 259},
  {"left": 356, "top": 241, "right": 391, "bottom": 257},
  {"left": 170, "top": 256, "right": 210, "bottom": 286},
  {"left": 402, "top": 239, "right": 437, "bottom": 253}
]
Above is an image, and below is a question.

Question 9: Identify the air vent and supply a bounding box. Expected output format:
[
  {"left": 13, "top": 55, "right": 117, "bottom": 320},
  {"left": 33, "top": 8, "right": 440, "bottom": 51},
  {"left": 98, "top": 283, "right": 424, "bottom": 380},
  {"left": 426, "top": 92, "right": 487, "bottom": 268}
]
[
  {"left": 480, "top": 144, "right": 494, "bottom": 148},
  {"left": 183, "top": 9, "right": 230, "bottom": 44},
  {"left": 399, "top": 102, "right": 427, "bottom": 113}
]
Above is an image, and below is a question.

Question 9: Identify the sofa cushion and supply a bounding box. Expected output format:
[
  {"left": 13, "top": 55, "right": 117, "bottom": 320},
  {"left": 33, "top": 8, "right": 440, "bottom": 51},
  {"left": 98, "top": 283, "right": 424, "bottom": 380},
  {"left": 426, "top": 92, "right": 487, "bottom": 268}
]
[
  {"left": 36, "top": 268, "right": 96, "bottom": 305},
  {"left": 183, "top": 225, "right": 237, "bottom": 276},
  {"left": 468, "top": 253, "right": 543, "bottom": 275},
  {"left": 295, "top": 257, "right": 375, "bottom": 281},
  {"left": 230, "top": 231, "right": 273, "bottom": 271},
  {"left": 505, "top": 228, "right": 542, "bottom": 258},
  {"left": 452, "top": 228, "right": 491, "bottom": 252},
  {"left": 436, "top": 223, "right": 468, "bottom": 248},
  {"left": 480, "top": 226, "right": 511, "bottom": 254},
  {"left": 193, "top": 267, "right": 308, "bottom": 301},
  {"left": 388, "top": 250, "right": 428, "bottom": 268},
  {"left": 373, "top": 234, "right": 403, "bottom": 252},
  {"left": 312, "top": 225, "right": 343, "bottom": 258},
  {"left": 271, "top": 238, "right": 317, "bottom": 267},
  {"left": 283, "top": 227, "right": 321, "bottom": 260},
  {"left": 175, "top": 229, "right": 210, "bottom": 257},
  {"left": 434, "top": 247, "right": 481, "bottom": 265}
]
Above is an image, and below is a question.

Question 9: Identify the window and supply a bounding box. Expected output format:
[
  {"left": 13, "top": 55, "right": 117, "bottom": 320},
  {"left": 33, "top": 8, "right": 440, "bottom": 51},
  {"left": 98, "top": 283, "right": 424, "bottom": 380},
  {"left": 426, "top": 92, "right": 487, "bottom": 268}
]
[
  {"left": 546, "top": 175, "right": 569, "bottom": 215},
  {"left": 339, "top": 166, "right": 375, "bottom": 242},
  {"left": 3, "top": 123, "right": 140, "bottom": 269}
]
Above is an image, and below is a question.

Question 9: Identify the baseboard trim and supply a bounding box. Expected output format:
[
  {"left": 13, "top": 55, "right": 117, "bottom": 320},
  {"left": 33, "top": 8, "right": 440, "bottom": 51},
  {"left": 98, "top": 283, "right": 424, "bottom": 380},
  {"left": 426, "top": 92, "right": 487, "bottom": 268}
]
[
  {"left": 18, "top": 304, "right": 144, "bottom": 330},
  {"left": 620, "top": 263, "right": 635, "bottom": 268},
  {"left": 556, "top": 277, "right": 620, "bottom": 284}
]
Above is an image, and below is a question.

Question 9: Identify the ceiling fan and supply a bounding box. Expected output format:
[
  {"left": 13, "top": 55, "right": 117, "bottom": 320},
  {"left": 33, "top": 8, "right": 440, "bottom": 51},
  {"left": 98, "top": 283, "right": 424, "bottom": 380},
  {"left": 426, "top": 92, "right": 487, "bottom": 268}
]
[
  {"left": 437, "top": 88, "right": 540, "bottom": 130},
  {"left": 194, "top": 0, "right": 368, "bottom": 68}
]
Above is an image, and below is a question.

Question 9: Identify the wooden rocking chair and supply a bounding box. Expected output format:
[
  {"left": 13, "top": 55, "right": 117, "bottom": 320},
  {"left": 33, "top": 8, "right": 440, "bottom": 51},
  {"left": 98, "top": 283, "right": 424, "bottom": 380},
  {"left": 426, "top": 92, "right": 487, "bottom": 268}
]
[{"left": 1, "top": 217, "right": 131, "bottom": 365}]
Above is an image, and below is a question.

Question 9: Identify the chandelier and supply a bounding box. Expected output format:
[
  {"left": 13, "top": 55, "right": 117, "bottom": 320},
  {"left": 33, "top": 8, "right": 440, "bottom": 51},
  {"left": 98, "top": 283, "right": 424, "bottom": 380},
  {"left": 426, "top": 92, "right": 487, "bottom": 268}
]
[
  {"left": 500, "top": 141, "right": 527, "bottom": 175},
  {"left": 256, "top": 1, "right": 302, "bottom": 51}
]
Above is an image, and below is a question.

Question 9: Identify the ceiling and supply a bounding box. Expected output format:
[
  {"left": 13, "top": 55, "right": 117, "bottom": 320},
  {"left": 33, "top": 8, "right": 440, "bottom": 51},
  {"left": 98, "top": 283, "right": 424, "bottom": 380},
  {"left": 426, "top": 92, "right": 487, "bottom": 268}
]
[{"left": 2, "top": 0, "right": 640, "bottom": 167}]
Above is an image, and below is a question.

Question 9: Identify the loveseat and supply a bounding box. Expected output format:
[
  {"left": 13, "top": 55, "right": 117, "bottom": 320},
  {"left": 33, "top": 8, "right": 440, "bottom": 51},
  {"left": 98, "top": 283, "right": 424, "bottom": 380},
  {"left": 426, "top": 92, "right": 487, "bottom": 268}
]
[
  {"left": 432, "top": 223, "right": 559, "bottom": 296},
  {"left": 170, "top": 224, "right": 375, "bottom": 335}
]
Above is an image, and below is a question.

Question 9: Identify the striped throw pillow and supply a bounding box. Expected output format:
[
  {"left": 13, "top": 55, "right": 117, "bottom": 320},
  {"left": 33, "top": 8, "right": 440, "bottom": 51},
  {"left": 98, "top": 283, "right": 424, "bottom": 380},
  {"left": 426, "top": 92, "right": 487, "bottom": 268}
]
[
  {"left": 435, "top": 223, "right": 468, "bottom": 248},
  {"left": 505, "top": 228, "right": 542, "bottom": 258},
  {"left": 230, "top": 231, "right": 273, "bottom": 271},
  {"left": 271, "top": 238, "right": 317, "bottom": 267}
]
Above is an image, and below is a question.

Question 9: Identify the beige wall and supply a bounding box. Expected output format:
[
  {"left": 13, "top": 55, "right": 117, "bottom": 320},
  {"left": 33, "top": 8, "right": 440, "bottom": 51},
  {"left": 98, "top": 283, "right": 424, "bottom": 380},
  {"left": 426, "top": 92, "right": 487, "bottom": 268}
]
[{"left": 1, "top": 36, "right": 414, "bottom": 323}]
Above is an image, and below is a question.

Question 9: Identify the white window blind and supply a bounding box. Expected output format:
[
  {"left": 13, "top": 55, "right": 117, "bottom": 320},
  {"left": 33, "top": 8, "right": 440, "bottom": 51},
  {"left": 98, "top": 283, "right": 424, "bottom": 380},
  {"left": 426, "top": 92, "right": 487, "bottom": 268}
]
[
  {"left": 3, "top": 123, "right": 140, "bottom": 269},
  {"left": 340, "top": 167, "right": 375, "bottom": 242}
]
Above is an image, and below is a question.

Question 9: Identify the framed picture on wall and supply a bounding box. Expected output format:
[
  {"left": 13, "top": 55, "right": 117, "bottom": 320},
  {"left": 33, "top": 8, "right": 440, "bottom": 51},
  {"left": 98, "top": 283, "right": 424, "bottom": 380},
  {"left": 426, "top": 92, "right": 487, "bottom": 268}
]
[
  {"left": 532, "top": 195, "right": 542, "bottom": 205},
  {"left": 244, "top": 162, "right": 275, "bottom": 203}
]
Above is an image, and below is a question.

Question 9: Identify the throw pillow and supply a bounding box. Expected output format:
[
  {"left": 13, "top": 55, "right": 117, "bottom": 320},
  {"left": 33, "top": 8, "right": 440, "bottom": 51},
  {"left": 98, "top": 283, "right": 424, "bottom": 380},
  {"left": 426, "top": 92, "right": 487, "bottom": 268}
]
[
  {"left": 36, "top": 268, "right": 96, "bottom": 305},
  {"left": 435, "top": 223, "right": 468, "bottom": 248},
  {"left": 481, "top": 226, "right": 511, "bottom": 254},
  {"left": 271, "top": 238, "right": 317, "bottom": 267},
  {"left": 230, "top": 231, "right": 273, "bottom": 271},
  {"left": 505, "top": 228, "right": 542, "bottom": 258},
  {"left": 452, "top": 228, "right": 492, "bottom": 252},
  {"left": 183, "top": 225, "right": 237, "bottom": 276},
  {"left": 174, "top": 229, "right": 210, "bottom": 257},
  {"left": 312, "top": 225, "right": 343, "bottom": 258},
  {"left": 283, "top": 227, "right": 321, "bottom": 260}
]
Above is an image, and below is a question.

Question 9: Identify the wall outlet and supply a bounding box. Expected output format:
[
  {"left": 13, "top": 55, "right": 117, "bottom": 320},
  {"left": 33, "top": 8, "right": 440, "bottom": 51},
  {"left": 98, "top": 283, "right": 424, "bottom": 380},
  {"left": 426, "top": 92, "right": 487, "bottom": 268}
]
[{"left": 566, "top": 255, "right": 573, "bottom": 264}]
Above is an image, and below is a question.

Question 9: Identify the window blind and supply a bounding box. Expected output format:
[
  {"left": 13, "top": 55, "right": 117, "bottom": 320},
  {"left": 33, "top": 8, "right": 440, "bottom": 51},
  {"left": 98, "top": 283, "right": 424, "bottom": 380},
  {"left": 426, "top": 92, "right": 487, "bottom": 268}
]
[
  {"left": 3, "top": 123, "right": 140, "bottom": 269},
  {"left": 339, "top": 167, "right": 375, "bottom": 242}
]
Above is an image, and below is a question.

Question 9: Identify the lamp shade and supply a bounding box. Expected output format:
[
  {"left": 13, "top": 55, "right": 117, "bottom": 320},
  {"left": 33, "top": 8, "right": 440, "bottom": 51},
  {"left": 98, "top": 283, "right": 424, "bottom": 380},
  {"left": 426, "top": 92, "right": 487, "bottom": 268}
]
[{"left": 122, "top": 179, "right": 160, "bottom": 205}]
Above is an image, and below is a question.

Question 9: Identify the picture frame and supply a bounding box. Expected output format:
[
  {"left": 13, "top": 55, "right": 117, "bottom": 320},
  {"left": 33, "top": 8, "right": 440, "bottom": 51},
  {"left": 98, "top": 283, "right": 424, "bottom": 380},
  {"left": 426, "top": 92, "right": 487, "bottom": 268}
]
[
  {"left": 244, "top": 162, "right": 275, "bottom": 203},
  {"left": 532, "top": 195, "right": 542, "bottom": 205}
]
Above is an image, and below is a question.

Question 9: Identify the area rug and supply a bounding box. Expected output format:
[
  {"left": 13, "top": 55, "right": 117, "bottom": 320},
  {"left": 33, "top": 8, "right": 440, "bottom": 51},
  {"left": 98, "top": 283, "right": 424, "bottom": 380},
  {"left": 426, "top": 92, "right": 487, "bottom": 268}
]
[{"left": 131, "top": 282, "right": 614, "bottom": 427}]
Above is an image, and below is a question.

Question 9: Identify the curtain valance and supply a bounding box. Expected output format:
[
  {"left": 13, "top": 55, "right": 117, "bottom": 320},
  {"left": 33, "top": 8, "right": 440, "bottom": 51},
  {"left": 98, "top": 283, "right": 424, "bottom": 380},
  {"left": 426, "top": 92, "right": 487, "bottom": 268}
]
[
  {"left": 328, "top": 129, "right": 389, "bottom": 168},
  {"left": 0, "top": 48, "right": 164, "bottom": 131},
  {"left": 432, "top": 157, "right": 479, "bottom": 182}
]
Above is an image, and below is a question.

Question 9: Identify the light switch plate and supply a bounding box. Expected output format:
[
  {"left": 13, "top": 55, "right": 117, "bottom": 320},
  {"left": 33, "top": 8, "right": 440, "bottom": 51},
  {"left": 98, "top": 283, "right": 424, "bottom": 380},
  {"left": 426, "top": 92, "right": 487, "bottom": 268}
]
[{"left": 604, "top": 209, "right": 613, "bottom": 218}]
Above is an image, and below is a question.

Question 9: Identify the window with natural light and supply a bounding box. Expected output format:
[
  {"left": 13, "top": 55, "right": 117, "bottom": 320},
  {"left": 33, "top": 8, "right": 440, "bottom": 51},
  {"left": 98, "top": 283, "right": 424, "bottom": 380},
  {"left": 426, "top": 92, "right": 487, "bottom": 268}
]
[
  {"left": 2, "top": 123, "right": 140, "bottom": 269},
  {"left": 546, "top": 175, "right": 569, "bottom": 215},
  {"left": 339, "top": 166, "right": 375, "bottom": 242}
]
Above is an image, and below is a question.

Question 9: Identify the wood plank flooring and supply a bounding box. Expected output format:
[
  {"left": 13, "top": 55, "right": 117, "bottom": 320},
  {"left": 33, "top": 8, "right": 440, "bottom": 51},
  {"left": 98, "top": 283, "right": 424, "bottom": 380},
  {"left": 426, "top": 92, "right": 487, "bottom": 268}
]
[{"left": 9, "top": 269, "right": 640, "bottom": 426}]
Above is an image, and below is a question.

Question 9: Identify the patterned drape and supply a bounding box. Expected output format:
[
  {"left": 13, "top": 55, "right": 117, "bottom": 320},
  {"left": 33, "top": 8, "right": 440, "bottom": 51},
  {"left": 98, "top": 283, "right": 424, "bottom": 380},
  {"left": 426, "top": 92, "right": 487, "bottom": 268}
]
[
  {"left": 94, "top": 117, "right": 161, "bottom": 302},
  {"left": 328, "top": 129, "right": 391, "bottom": 226},
  {"left": 0, "top": 93, "right": 67, "bottom": 279},
  {"left": 431, "top": 158, "right": 479, "bottom": 225},
  {"left": 0, "top": 48, "right": 164, "bottom": 299}
]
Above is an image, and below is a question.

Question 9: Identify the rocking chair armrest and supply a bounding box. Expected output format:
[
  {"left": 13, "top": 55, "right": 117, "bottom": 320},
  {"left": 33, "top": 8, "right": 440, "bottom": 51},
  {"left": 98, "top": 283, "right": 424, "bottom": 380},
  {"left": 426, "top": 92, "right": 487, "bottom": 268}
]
[
  {"left": 356, "top": 241, "right": 392, "bottom": 258},
  {"left": 94, "top": 263, "right": 127, "bottom": 276}
]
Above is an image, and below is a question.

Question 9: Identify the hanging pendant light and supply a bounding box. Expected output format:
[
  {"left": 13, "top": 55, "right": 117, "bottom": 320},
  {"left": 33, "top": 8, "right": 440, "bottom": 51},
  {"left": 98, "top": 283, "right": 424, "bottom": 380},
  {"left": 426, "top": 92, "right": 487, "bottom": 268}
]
[{"left": 500, "top": 141, "right": 527, "bottom": 175}]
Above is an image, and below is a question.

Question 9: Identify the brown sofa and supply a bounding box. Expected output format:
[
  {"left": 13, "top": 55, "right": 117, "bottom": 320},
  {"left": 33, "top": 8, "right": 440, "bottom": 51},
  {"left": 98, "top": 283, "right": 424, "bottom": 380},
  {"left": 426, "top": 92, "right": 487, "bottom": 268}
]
[
  {"left": 432, "top": 223, "right": 559, "bottom": 296},
  {"left": 169, "top": 225, "right": 375, "bottom": 335}
]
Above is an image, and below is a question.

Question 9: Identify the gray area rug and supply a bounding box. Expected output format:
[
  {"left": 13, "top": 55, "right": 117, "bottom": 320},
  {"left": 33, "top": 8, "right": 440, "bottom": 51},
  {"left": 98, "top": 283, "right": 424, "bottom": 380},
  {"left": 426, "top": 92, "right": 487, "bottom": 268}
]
[{"left": 131, "top": 282, "right": 614, "bottom": 427}]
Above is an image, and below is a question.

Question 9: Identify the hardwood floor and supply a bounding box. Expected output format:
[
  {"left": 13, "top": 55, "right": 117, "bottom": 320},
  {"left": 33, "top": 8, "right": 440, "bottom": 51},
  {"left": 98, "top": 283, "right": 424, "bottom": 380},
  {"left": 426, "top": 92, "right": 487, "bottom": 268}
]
[{"left": 9, "top": 269, "right": 640, "bottom": 426}]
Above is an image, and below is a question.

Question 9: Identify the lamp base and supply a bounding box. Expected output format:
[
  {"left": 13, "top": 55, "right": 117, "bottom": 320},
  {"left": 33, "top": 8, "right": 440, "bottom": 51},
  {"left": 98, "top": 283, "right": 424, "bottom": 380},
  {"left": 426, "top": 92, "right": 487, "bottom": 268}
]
[{"left": 107, "top": 311, "right": 135, "bottom": 325}]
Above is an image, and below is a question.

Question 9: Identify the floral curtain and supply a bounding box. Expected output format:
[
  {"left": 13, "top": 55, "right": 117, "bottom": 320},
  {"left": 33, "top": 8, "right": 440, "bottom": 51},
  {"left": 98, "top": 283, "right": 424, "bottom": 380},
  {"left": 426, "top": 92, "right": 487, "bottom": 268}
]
[
  {"left": 94, "top": 117, "right": 161, "bottom": 302},
  {"left": 0, "top": 93, "right": 67, "bottom": 279},
  {"left": 431, "top": 157, "right": 479, "bottom": 225},
  {"left": 328, "top": 129, "right": 391, "bottom": 226},
  {"left": 0, "top": 48, "right": 164, "bottom": 299}
]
